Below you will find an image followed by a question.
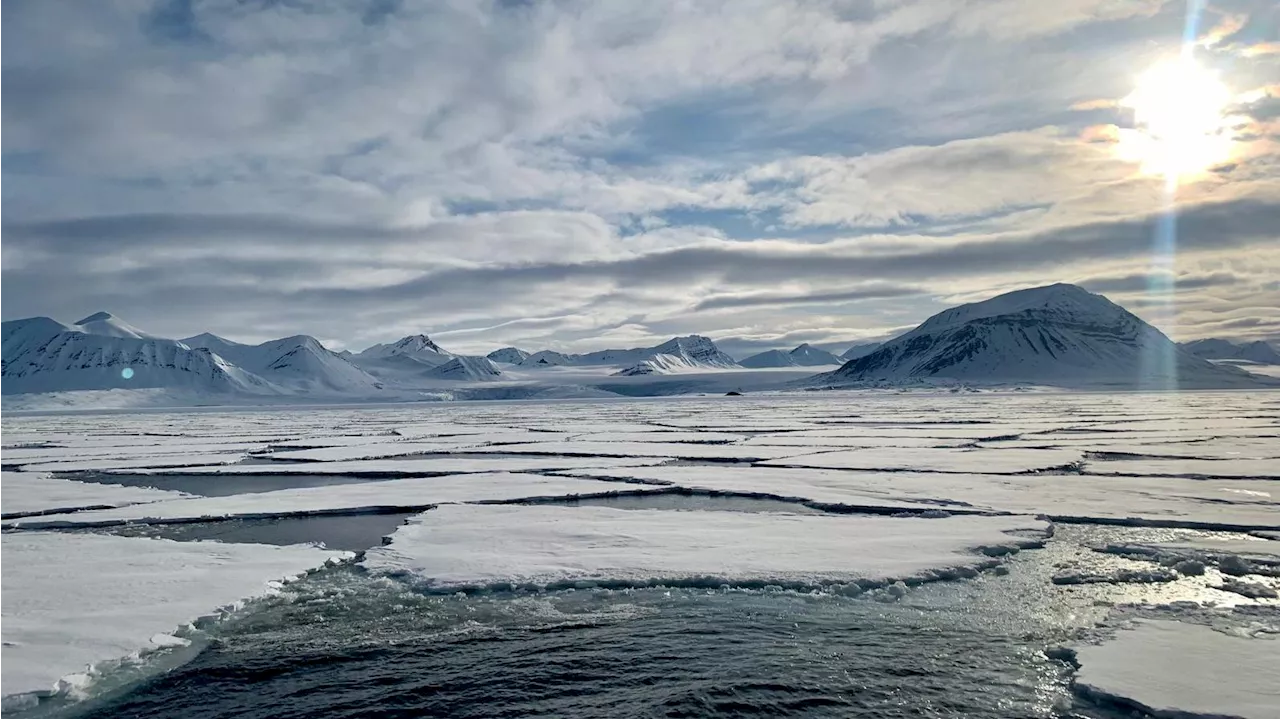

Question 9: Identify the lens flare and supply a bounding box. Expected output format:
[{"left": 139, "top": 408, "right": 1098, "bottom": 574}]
[
  {"left": 121, "top": 367, "right": 135, "bottom": 380},
  {"left": 1116, "top": 57, "right": 1234, "bottom": 182}
]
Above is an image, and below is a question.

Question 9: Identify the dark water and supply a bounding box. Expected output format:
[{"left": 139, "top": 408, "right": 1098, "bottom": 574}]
[
  {"left": 80, "top": 577, "right": 1090, "bottom": 719},
  {"left": 44, "top": 525, "right": 1239, "bottom": 719},
  {"left": 84, "top": 512, "right": 415, "bottom": 552}
]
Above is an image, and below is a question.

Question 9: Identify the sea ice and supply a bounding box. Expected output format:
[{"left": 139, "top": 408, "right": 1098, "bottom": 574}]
[
  {"left": 758, "top": 447, "right": 1082, "bottom": 474},
  {"left": 362, "top": 505, "right": 1048, "bottom": 591},
  {"left": 1, "top": 472, "right": 189, "bottom": 518},
  {"left": 1, "top": 532, "right": 349, "bottom": 703},
  {"left": 3, "top": 473, "right": 668, "bottom": 529},
  {"left": 1072, "top": 620, "right": 1280, "bottom": 719},
  {"left": 455, "top": 441, "right": 835, "bottom": 461}
]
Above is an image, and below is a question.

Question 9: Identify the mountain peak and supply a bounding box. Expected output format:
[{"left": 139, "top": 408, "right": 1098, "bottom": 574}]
[
  {"left": 75, "top": 311, "right": 116, "bottom": 324},
  {"left": 818, "top": 283, "right": 1266, "bottom": 388}
]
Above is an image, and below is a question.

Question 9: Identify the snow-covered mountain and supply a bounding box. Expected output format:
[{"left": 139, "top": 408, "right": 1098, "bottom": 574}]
[
  {"left": 426, "top": 356, "right": 503, "bottom": 380},
  {"left": 738, "top": 349, "right": 796, "bottom": 368},
  {"left": 521, "top": 336, "right": 738, "bottom": 374},
  {"left": 811, "top": 284, "right": 1270, "bottom": 388},
  {"left": 72, "top": 312, "right": 157, "bottom": 340},
  {"left": 356, "top": 334, "right": 453, "bottom": 366},
  {"left": 182, "top": 332, "right": 384, "bottom": 394},
  {"left": 841, "top": 342, "right": 883, "bottom": 361},
  {"left": 487, "top": 347, "right": 531, "bottom": 364},
  {"left": 1179, "top": 338, "right": 1280, "bottom": 365},
  {"left": 3, "top": 316, "right": 277, "bottom": 396},
  {"left": 788, "top": 344, "right": 844, "bottom": 366},
  {"left": 518, "top": 350, "right": 578, "bottom": 367},
  {"left": 740, "top": 344, "right": 843, "bottom": 368}
]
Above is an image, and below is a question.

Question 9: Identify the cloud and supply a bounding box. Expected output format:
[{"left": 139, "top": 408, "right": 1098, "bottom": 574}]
[
  {"left": 1198, "top": 13, "right": 1247, "bottom": 47},
  {"left": 3, "top": 0, "right": 1279, "bottom": 353},
  {"left": 693, "top": 285, "right": 924, "bottom": 311}
]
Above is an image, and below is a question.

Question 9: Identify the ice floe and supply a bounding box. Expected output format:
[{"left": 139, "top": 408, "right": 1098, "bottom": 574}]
[
  {"left": 3, "top": 473, "right": 667, "bottom": 529},
  {"left": 1071, "top": 620, "right": 1280, "bottom": 719},
  {"left": 1, "top": 532, "right": 349, "bottom": 704},
  {"left": 1, "top": 472, "right": 189, "bottom": 518},
  {"left": 363, "top": 505, "right": 1049, "bottom": 592},
  {"left": 758, "top": 447, "right": 1083, "bottom": 474}
]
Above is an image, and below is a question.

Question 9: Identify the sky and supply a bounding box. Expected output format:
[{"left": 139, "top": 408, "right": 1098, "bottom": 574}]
[{"left": 3, "top": 0, "right": 1278, "bottom": 359}]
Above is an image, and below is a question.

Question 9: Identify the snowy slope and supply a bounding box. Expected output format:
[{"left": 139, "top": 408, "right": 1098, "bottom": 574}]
[
  {"left": 841, "top": 342, "right": 883, "bottom": 361},
  {"left": 812, "top": 284, "right": 1270, "bottom": 388},
  {"left": 739, "top": 349, "right": 798, "bottom": 368},
  {"left": 425, "top": 356, "right": 503, "bottom": 380},
  {"left": 518, "top": 336, "right": 737, "bottom": 373},
  {"left": 487, "top": 347, "right": 530, "bottom": 364},
  {"left": 743, "top": 344, "right": 863, "bottom": 368},
  {"left": 518, "top": 350, "right": 578, "bottom": 367},
  {"left": 1180, "top": 338, "right": 1280, "bottom": 364},
  {"left": 2, "top": 315, "right": 277, "bottom": 396},
  {"left": 185, "top": 332, "right": 384, "bottom": 394},
  {"left": 356, "top": 334, "right": 453, "bottom": 366},
  {"left": 788, "top": 344, "right": 844, "bottom": 366},
  {"left": 73, "top": 312, "right": 156, "bottom": 339}
]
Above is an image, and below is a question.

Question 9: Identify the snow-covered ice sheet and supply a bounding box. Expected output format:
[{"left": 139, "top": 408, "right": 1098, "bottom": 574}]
[
  {"left": 1085, "top": 457, "right": 1280, "bottom": 479},
  {"left": 123, "top": 455, "right": 673, "bottom": 477},
  {"left": 0, "top": 472, "right": 189, "bottom": 517},
  {"left": 4, "top": 473, "right": 668, "bottom": 528},
  {"left": 1, "top": 532, "right": 349, "bottom": 702},
  {"left": 741, "top": 435, "right": 975, "bottom": 448},
  {"left": 265, "top": 440, "right": 488, "bottom": 462},
  {"left": 556, "top": 466, "right": 1280, "bottom": 529},
  {"left": 567, "top": 431, "right": 748, "bottom": 443},
  {"left": 1072, "top": 620, "right": 1280, "bottom": 719},
  {"left": 456, "top": 441, "right": 835, "bottom": 461},
  {"left": 18, "top": 453, "right": 250, "bottom": 473},
  {"left": 363, "top": 505, "right": 1049, "bottom": 591},
  {"left": 759, "top": 447, "right": 1082, "bottom": 474}
]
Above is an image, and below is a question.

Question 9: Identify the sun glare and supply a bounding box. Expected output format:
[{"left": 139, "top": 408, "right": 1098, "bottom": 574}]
[{"left": 1117, "top": 57, "right": 1235, "bottom": 182}]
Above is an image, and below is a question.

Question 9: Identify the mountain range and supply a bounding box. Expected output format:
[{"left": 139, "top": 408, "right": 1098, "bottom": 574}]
[
  {"left": 3, "top": 284, "right": 1276, "bottom": 406},
  {"left": 1178, "top": 338, "right": 1280, "bottom": 365}
]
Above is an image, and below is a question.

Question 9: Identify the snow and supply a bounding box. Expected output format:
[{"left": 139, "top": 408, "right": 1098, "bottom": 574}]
[
  {"left": 1072, "top": 620, "right": 1280, "bottom": 719},
  {"left": 1, "top": 532, "right": 349, "bottom": 702},
  {"left": 363, "top": 504, "right": 1049, "bottom": 591},
  {"left": 840, "top": 342, "right": 882, "bottom": 361},
  {"left": 356, "top": 334, "right": 452, "bottom": 365},
  {"left": 116, "top": 454, "right": 674, "bottom": 477},
  {"left": 7, "top": 473, "right": 668, "bottom": 528},
  {"left": 73, "top": 312, "right": 156, "bottom": 340},
  {"left": 1181, "top": 338, "right": 1280, "bottom": 364},
  {"left": 1085, "top": 457, "right": 1280, "bottom": 479},
  {"left": 486, "top": 347, "right": 530, "bottom": 364},
  {"left": 1, "top": 472, "right": 189, "bottom": 517},
  {"left": 1, "top": 318, "right": 277, "bottom": 396},
  {"left": 555, "top": 465, "right": 1280, "bottom": 529},
  {"left": 458, "top": 440, "right": 836, "bottom": 461},
  {"left": 19, "top": 453, "right": 250, "bottom": 473},
  {"left": 813, "top": 283, "right": 1271, "bottom": 389},
  {"left": 425, "top": 355, "right": 503, "bottom": 380},
  {"left": 760, "top": 447, "right": 1082, "bottom": 474},
  {"left": 738, "top": 349, "right": 800, "bottom": 368}
]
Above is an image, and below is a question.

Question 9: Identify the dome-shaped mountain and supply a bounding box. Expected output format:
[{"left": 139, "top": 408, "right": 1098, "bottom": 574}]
[
  {"left": 812, "top": 283, "right": 1270, "bottom": 388},
  {"left": 487, "top": 347, "right": 531, "bottom": 364}
]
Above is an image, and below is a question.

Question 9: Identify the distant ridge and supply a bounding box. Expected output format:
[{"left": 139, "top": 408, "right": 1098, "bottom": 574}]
[{"left": 811, "top": 283, "right": 1272, "bottom": 389}]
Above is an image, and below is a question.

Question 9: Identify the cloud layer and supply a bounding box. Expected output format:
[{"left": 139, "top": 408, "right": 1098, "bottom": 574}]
[{"left": 3, "top": 0, "right": 1278, "bottom": 354}]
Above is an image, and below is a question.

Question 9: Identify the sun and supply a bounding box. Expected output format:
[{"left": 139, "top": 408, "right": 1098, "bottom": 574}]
[{"left": 1115, "top": 57, "right": 1235, "bottom": 182}]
